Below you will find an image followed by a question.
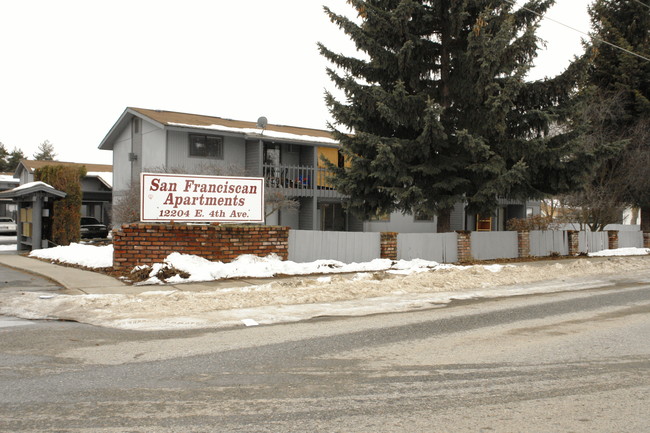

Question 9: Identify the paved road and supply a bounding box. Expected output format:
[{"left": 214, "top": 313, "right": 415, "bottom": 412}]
[
  {"left": 1, "top": 278, "right": 649, "bottom": 432},
  {"left": 0, "top": 263, "right": 61, "bottom": 293}
]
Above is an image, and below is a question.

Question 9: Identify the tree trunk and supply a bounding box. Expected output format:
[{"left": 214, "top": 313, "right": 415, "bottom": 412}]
[
  {"left": 641, "top": 206, "right": 650, "bottom": 232},
  {"left": 436, "top": 208, "right": 452, "bottom": 233}
]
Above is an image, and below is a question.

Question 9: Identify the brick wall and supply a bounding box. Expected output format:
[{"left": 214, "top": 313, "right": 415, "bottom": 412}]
[
  {"left": 607, "top": 230, "right": 619, "bottom": 250},
  {"left": 380, "top": 232, "right": 398, "bottom": 260},
  {"left": 113, "top": 223, "right": 289, "bottom": 272},
  {"left": 457, "top": 231, "right": 472, "bottom": 262},
  {"left": 567, "top": 230, "right": 580, "bottom": 256},
  {"left": 517, "top": 230, "right": 530, "bottom": 258}
]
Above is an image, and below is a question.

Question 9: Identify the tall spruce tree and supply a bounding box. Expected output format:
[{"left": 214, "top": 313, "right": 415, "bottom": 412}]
[
  {"left": 579, "top": 0, "right": 650, "bottom": 230},
  {"left": 0, "top": 142, "right": 9, "bottom": 172},
  {"left": 33, "top": 140, "right": 57, "bottom": 161},
  {"left": 6, "top": 147, "right": 25, "bottom": 172},
  {"left": 320, "top": 0, "right": 589, "bottom": 231}
]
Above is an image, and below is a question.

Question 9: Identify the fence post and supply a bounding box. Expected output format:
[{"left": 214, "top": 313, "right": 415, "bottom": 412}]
[
  {"left": 567, "top": 230, "right": 580, "bottom": 256},
  {"left": 517, "top": 230, "right": 530, "bottom": 259},
  {"left": 644, "top": 232, "right": 650, "bottom": 249},
  {"left": 456, "top": 231, "right": 472, "bottom": 262},
  {"left": 380, "top": 232, "right": 398, "bottom": 260},
  {"left": 607, "top": 230, "right": 619, "bottom": 250}
]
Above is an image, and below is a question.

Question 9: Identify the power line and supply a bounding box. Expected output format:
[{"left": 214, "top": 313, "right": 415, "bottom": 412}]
[{"left": 503, "top": 0, "right": 650, "bottom": 62}]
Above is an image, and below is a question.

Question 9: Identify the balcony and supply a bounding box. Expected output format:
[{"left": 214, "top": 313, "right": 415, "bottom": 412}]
[{"left": 262, "top": 164, "right": 343, "bottom": 198}]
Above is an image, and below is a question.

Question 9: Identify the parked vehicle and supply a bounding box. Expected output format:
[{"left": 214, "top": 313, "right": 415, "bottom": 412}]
[
  {"left": 0, "top": 217, "right": 17, "bottom": 235},
  {"left": 80, "top": 217, "right": 109, "bottom": 239}
]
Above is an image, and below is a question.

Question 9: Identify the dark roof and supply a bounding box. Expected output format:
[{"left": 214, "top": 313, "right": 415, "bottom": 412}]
[
  {"left": 129, "top": 107, "right": 335, "bottom": 141},
  {"left": 18, "top": 159, "right": 112, "bottom": 174},
  {"left": 99, "top": 107, "right": 338, "bottom": 150}
]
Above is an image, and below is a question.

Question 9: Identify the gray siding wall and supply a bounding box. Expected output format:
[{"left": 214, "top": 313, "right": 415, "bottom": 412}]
[
  {"left": 21, "top": 170, "right": 32, "bottom": 184},
  {"left": 282, "top": 143, "right": 301, "bottom": 166},
  {"left": 166, "top": 130, "right": 246, "bottom": 174},
  {"left": 471, "top": 231, "right": 519, "bottom": 260},
  {"left": 398, "top": 232, "right": 458, "bottom": 263},
  {"left": 289, "top": 229, "right": 380, "bottom": 263},
  {"left": 245, "top": 140, "right": 262, "bottom": 176},
  {"left": 450, "top": 202, "right": 465, "bottom": 231},
  {"left": 280, "top": 206, "right": 300, "bottom": 229},
  {"left": 348, "top": 213, "right": 364, "bottom": 232},
  {"left": 300, "top": 146, "right": 315, "bottom": 166},
  {"left": 364, "top": 211, "right": 437, "bottom": 233},
  {"left": 529, "top": 230, "right": 569, "bottom": 256},
  {"left": 299, "top": 197, "right": 314, "bottom": 230},
  {"left": 81, "top": 177, "right": 110, "bottom": 193},
  {"left": 141, "top": 121, "right": 166, "bottom": 170},
  {"left": 112, "top": 126, "right": 132, "bottom": 193}
]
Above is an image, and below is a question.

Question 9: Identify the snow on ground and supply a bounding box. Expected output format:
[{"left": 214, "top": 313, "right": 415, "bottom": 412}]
[
  {"left": 588, "top": 247, "right": 650, "bottom": 257},
  {"left": 1, "top": 244, "right": 648, "bottom": 331},
  {"left": 29, "top": 243, "right": 113, "bottom": 268}
]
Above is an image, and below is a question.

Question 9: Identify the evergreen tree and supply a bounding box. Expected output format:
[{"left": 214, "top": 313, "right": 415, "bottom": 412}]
[
  {"left": 577, "top": 0, "right": 650, "bottom": 230},
  {"left": 0, "top": 142, "right": 9, "bottom": 172},
  {"left": 33, "top": 140, "right": 57, "bottom": 161},
  {"left": 6, "top": 147, "right": 25, "bottom": 172},
  {"left": 320, "top": 0, "right": 590, "bottom": 231}
]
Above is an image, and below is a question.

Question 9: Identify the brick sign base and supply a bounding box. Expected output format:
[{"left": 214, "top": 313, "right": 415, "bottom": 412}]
[{"left": 112, "top": 223, "right": 288, "bottom": 272}]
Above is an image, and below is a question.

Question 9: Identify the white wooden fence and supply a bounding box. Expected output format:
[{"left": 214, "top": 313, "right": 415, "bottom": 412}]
[
  {"left": 397, "top": 232, "right": 458, "bottom": 262},
  {"left": 288, "top": 230, "right": 380, "bottom": 263},
  {"left": 288, "top": 229, "right": 645, "bottom": 264},
  {"left": 529, "top": 230, "right": 570, "bottom": 256}
]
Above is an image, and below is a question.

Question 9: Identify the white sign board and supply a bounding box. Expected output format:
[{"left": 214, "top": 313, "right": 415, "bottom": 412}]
[{"left": 140, "top": 173, "right": 265, "bottom": 223}]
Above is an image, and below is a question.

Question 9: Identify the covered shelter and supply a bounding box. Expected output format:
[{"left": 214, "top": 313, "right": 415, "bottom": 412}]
[{"left": 0, "top": 182, "right": 66, "bottom": 251}]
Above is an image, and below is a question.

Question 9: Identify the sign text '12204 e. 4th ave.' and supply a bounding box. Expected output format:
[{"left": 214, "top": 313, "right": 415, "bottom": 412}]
[{"left": 140, "top": 173, "right": 265, "bottom": 223}]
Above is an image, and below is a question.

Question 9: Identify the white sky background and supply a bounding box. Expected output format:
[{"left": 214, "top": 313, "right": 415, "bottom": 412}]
[{"left": 0, "top": 0, "right": 591, "bottom": 166}]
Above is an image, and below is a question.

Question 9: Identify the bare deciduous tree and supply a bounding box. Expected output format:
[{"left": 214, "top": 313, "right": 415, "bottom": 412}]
[{"left": 561, "top": 90, "right": 649, "bottom": 231}]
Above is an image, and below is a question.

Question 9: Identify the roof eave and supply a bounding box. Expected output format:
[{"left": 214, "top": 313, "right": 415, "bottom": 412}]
[
  {"left": 166, "top": 125, "right": 339, "bottom": 147},
  {"left": 0, "top": 184, "right": 67, "bottom": 199},
  {"left": 98, "top": 107, "right": 166, "bottom": 151}
]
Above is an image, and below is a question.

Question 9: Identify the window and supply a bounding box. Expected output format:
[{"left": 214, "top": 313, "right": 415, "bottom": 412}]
[{"left": 189, "top": 134, "right": 224, "bottom": 159}]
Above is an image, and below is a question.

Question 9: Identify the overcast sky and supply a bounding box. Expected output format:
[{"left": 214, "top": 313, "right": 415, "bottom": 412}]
[{"left": 0, "top": 0, "right": 591, "bottom": 166}]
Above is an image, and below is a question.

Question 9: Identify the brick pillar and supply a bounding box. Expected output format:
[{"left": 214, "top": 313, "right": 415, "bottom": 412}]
[
  {"left": 644, "top": 232, "right": 650, "bottom": 248},
  {"left": 380, "top": 232, "right": 398, "bottom": 260},
  {"left": 457, "top": 231, "right": 472, "bottom": 263},
  {"left": 567, "top": 230, "right": 580, "bottom": 256},
  {"left": 607, "top": 230, "right": 619, "bottom": 250},
  {"left": 517, "top": 230, "right": 530, "bottom": 258}
]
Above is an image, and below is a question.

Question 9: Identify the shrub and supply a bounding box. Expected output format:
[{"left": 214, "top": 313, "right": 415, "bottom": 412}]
[
  {"left": 506, "top": 215, "right": 558, "bottom": 231},
  {"left": 34, "top": 165, "right": 86, "bottom": 245}
]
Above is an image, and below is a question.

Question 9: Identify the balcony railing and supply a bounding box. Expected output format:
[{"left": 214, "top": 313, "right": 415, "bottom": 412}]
[{"left": 262, "top": 164, "right": 342, "bottom": 198}]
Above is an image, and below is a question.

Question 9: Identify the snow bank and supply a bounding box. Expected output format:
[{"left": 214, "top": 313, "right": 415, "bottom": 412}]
[{"left": 29, "top": 243, "right": 113, "bottom": 268}]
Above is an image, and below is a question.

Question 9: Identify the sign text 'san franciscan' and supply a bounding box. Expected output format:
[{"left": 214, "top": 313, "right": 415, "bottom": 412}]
[{"left": 140, "top": 173, "right": 264, "bottom": 223}]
